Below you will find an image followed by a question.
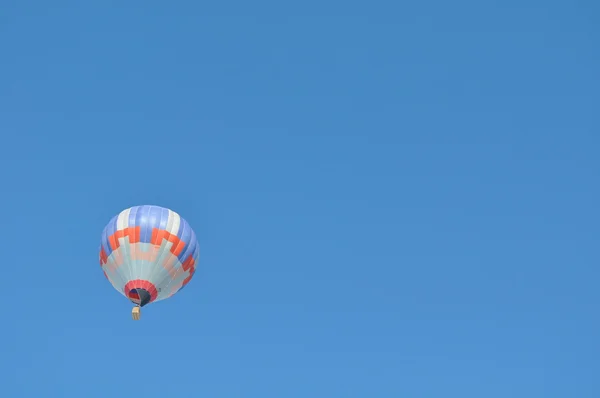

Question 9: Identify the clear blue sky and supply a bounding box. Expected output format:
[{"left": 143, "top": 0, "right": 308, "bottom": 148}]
[{"left": 1, "top": 1, "right": 598, "bottom": 397}]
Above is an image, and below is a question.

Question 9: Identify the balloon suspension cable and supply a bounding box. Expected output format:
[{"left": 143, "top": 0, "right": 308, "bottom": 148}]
[{"left": 132, "top": 306, "right": 141, "bottom": 321}]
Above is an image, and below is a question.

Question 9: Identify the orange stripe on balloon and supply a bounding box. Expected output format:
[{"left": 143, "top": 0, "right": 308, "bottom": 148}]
[
  {"left": 108, "top": 227, "right": 141, "bottom": 250},
  {"left": 99, "top": 247, "right": 108, "bottom": 265}
]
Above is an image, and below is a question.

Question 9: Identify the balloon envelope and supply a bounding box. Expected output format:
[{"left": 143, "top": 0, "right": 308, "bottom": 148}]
[{"left": 99, "top": 205, "right": 199, "bottom": 307}]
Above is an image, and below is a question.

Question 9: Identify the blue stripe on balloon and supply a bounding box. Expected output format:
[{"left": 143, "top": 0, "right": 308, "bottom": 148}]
[
  {"left": 142, "top": 206, "right": 154, "bottom": 243},
  {"left": 100, "top": 227, "right": 110, "bottom": 257},
  {"left": 181, "top": 228, "right": 198, "bottom": 263},
  {"left": 158, "top": 207, "right": 169, "bottom": 231},
  {"left": 128, "top": 206, "right": 140, "bottom": 229},
  {"left": 145, "top": 206, "right": 163, "bottom": 242},
  {"left": 137, "top": 206, "right": 151, "bottom": 243},
  {"left": 176, "top": 217, "right": 186, "bottom": 239},
  {"left": 102, "top": 214, "right": 118, "bottom": 256},
  {"left": 192, "top": 242, "right": 200, "bottom": 261},
  {"left": 177, "top": 221, "right": 192, "bottom": 261}
]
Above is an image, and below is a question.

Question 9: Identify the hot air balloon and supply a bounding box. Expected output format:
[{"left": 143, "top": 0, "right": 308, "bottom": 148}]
[{"left": 99, "top": 205, "right": 199, "bottom": 320}]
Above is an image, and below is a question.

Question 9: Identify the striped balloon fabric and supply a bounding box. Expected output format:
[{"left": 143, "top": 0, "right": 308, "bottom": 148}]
[{"left": 99, "top": 205, "right": 199, "bottom": 314}]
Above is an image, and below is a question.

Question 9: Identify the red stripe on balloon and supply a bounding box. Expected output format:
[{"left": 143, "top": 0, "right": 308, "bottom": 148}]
[{"left": 124, "top": 280, "right": 159, "bottom": 302}]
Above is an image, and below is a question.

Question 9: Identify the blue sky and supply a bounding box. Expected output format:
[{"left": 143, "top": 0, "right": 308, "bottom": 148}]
[{"left": 0, "top": 1, "right": 598, "bottom": 396}]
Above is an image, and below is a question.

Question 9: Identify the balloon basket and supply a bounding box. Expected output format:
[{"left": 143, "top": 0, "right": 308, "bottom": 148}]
[{"left": 132, "top": 306, "right": 141, "bottom": 321}]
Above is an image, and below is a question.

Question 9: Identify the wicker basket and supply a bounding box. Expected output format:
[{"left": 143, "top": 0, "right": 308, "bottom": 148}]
[{"left": 132, "top": 306, "right": 141, "bottom": 320}]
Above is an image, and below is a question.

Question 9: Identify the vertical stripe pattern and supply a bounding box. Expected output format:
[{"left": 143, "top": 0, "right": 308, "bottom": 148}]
[{"left": 99, "top": 205, "right": 199, "bottom": 305}]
